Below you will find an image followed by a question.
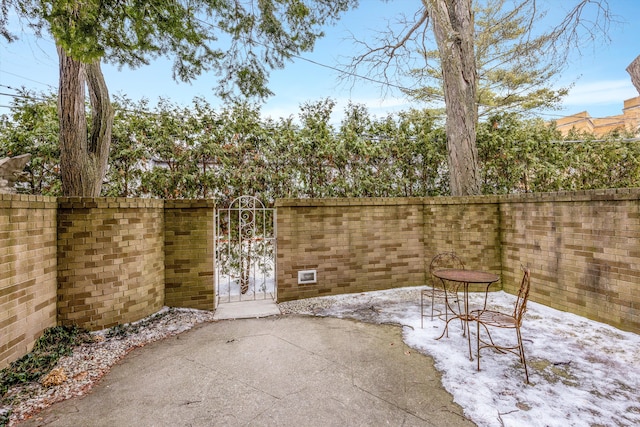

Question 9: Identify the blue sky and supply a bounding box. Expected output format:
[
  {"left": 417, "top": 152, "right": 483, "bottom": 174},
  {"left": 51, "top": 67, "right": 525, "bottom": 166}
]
[{"left": 1, "top": 0, "right": 639, "bottom": 122}]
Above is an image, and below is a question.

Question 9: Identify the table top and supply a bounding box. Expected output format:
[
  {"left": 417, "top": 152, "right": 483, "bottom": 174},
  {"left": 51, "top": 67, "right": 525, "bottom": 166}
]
[{"left": 432, "top": 269, "right": 499, "bottom": 284}]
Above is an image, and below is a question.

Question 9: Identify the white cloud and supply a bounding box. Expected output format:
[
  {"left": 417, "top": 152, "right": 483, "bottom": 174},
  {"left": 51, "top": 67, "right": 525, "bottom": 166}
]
[
  {"left": 261, "top": 94, "right": 422, "bottom": 125},
  {"left": 563, "top": 79, "right": 637, "bottom": 106}
]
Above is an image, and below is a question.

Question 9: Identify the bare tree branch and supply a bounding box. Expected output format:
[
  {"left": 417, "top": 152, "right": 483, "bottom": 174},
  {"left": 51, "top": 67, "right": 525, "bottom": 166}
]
[
  {"left": 545, "top": 0, "right": 615, "bottom": 61},
  {"left": 342, "top": 6, "right": 430, "bottom": 94}
]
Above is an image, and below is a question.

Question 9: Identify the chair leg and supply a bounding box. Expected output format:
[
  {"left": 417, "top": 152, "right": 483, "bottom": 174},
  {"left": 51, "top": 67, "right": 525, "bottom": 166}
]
[
  {"left": 430, "top": 289, "right": 435, "bottom": 321},
  {"left": 477, "top": 321, "right": 500, "bottom": 349},
  {"left": 516, "top": 327, "right": 529, "bottom": 384},
  {"left": 476, "top": 320, "right": 481, "bottom": 372},
  {"left": 478, "top": 323, "right": 530, "bottom": 384},
  {"left": 454, "top": 289, "right": 465, "bottom": 332},
  {"left": 443, "top": 290, "right": 449, "bottom": 337},
  {"left": 476, "top": 321, "right": 501, "bottom": 371},
  {"left": 420, "top": 292, "right": 424, "bottom": 329}
]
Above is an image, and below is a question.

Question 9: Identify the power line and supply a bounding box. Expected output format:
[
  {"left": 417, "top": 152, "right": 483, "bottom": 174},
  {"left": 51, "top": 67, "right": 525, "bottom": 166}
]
[
  {"left": 0, "top": 70, "right": 57, "bottom": 90},
  {"left": 0, "top": 85, "right": 53, "bottom": 103},
  {"left": 0, "top": 91, "right": 44, "bottom": 100},
  {"left": 0, "top": 15, "right": 633, "bottom": 124},
  {"left": 190, "top": 16, "right": 637, "bottom": 123},
  {"left": 190, "top": 16, "right": 430, "bottom": 99}
]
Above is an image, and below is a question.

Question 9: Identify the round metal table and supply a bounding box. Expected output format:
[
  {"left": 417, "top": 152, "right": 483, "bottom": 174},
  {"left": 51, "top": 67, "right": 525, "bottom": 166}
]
[{"left": 432, "top": 268, "right": 500, "bottom": 360}]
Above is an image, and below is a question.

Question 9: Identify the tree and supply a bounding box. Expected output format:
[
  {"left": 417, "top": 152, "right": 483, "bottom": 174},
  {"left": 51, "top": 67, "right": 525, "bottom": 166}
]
[
  {"left": 215, "top": 102, "right": 272, "bottom": 204},
  {"left": 347, "top": 0, "right": 613, "bottom": 196},
  {"left": 1, "top": 0, "right": 354, "bottom": 196},
  {"left": 389, "top": 108, "right": 448, "bottom": 196},
  {"left": 477, "top": 113, "right": 565, "bottom": 193},
  {"left": 139, "top": 98, "right": 199, "bottom": 199},
  {"left": 428, "top": 0, "right": 480, "bottom": 196},
  {"left": 0, "top": 89, "right": 61, "bottom": 195},
  {"left": 6, "top": 91, "right": 640, "bottom": 198},
  {"left": 411, "top": 0, "right": 575, "bottom": 115},
  {"left": 296, "top": 98, "right": 337, "bottom": 198},
  {"left": 104, "top": 96, "right": 153, "bottom": 198}
]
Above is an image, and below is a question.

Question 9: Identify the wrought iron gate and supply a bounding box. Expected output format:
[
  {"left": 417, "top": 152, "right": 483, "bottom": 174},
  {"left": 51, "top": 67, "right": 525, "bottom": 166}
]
[{"left": 214, "top": 196, "right": 276, "bottom": 305}]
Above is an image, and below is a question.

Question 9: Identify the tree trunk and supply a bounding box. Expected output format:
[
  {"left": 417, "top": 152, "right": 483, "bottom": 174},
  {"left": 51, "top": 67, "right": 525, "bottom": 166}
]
[
  {"left": 57, "top": 45, "right": 114, "bottom": 197},
  {"left": 426, "top": 0, "right": 480, "bottom": 196}
]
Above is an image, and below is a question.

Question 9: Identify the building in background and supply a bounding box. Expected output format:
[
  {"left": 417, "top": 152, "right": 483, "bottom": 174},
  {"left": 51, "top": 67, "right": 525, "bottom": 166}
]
[
  {"left": 555, "top": 96, "right": 640, "bottom": 137},
  {"left": 555, "top": 56, "right": 640, "bottom": 137}
]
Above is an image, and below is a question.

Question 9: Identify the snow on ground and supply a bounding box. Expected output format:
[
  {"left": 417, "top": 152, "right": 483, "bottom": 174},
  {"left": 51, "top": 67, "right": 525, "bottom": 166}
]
[
  {"left": 280, "top": 287, "right": 640, "bottom": 427},
  {"left": 216, "top": 274, "right": 275, "bottom": 303}
]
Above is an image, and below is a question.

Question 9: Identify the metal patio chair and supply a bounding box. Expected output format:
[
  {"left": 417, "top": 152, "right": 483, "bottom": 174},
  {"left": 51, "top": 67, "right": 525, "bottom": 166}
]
[
  {"left": 473, "top": 266, "right": 531, "bottom": 383},
  {"left": 421, "top": 252, "right": 465, "bottom": 328}
]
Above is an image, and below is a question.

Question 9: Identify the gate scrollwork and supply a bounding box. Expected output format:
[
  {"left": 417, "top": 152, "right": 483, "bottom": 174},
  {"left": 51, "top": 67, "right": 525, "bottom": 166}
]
[{"left": 215, "top": 196, "right": 276, "bottom": 304}]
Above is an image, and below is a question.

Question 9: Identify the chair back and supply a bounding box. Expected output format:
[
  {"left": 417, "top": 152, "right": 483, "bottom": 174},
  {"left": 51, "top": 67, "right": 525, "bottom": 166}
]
[
  {"left": 430, "top": 252, "right": 465, "bottom": 273},
  {"left": 513, "top": 267, "right": 531, "bottom": 326},
  {"left": 429, "top": 252, "right": 465, "bottom": 285}
]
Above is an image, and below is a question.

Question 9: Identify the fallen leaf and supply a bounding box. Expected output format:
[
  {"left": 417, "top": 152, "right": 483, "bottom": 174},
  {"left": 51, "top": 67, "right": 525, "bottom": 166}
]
[{"left": 41, "top": 368, "right": 67, "bottom": 387}]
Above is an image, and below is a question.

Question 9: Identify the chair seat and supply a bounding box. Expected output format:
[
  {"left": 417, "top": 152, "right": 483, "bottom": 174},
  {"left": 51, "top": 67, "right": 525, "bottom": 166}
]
[{"left": 473, "top": 310, "right": 517, "bottom": 327}]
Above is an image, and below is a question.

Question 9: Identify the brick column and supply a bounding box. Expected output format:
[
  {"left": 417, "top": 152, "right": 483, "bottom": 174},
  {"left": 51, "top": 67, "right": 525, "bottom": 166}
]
[
  {"left": 164, "top": 200, "right": 215, "bottom": 310},
  {"left": 0, "top": 194, "right": 57, "bottom": 369},
  {"left": 57, "top": 198, "right": 164, "bottom": 330}
]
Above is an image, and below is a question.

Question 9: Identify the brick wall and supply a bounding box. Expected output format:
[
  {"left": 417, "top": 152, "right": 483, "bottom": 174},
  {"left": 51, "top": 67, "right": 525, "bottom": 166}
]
[
  {"left": 276, "top": 190, "right": 640, "bottom": 333},
  {"left": 276, "top": 198, "right": 426, "bottom": 301},
  {"left": 501, "top": 189, "right": 640, "bottom": 332},
  {"left": 2, "top": 190, "right": 639, "bottom": 369},
  {"left": 164, "top": 200, "right": 215, "bottom": 310},
  {"left": 423, "top": 196, "right": 502, "bottom": 291},
  {"left": 0, "top": 194, "right": 57, "bottom": 369},
  {"left": 57, "top": 198, "right": 165, "bottom": 330}
]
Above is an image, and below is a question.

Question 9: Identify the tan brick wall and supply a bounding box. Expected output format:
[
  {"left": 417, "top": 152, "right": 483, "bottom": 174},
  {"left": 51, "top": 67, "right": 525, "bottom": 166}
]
[
  {"left": 2, "top": 189, "right": 639, "bottom": 369},
  {"left": 0, "top": 194, "right": 57, "bottom": 369},
  {"left": 276, "top": 191, "right": 640, "bottom": 333},
  {"left": 423, "top": 196, "right": 502, "bottom": 291},
  {"left": 57, "top": 198, "right": 165, "bottom": 331},
  {"left": 501, "top": 189, "right": 640, "bottom": 332},
  {"left": 276, "top": 198, "right": 426, "bottom": 301},
  {"left": 164, "top": 200, "right": 215, "bottom": 310}
]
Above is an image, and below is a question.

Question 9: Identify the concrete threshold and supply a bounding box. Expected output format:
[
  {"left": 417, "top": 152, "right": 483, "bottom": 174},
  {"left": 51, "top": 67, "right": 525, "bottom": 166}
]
[{"left": 213, "top": 298, "right": 281, "bottom": 320}]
